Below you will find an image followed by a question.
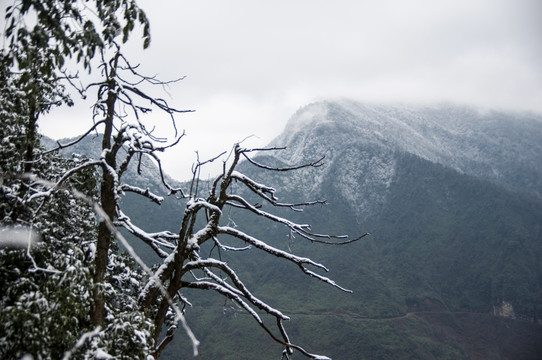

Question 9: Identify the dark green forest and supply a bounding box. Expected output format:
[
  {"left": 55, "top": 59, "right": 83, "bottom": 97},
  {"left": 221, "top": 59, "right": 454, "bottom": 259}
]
[
  {"left": 119, "top": 148, "right": 542, "bottom": 359},
  {"left": 15, "top": 129, "right": 542, "bottom": 359}
]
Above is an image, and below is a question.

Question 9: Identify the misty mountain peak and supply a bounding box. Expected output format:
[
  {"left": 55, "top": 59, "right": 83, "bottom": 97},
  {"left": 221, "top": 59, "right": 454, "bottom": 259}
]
[{"left": 270, "top": 100, "right": 542, "bottom": 203}]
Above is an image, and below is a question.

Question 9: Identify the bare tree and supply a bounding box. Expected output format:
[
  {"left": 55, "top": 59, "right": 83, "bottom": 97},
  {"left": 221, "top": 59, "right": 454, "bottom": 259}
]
[
  {"left": 81, "top": 45, "right": 190, "bottom": 327},
  {"left": 136, "top": 144, "right": 367, "bottom": 359},
  {"left": 2, "top": 1, "right": 366, "bottom": 358}
]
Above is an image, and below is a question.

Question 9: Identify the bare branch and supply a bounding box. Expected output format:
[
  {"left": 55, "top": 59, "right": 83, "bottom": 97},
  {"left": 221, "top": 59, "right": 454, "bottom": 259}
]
[
  {"left": 42, "top": 121, "right": 106, "bottom": 155},
  {"left": 146, "top": 152, "right": 186, "bottom": 197},
  {"left": 189, "top": 150, "right": 227, "bottom": 197},
  {"left": 242, "top": 152, "right": 325, "bottom": 172},
  {"left": 307, "top": 232, "right": 371, "bottom": 245},
  {"left": 123, "top": 84, "right": 194, "bottom": 135},
  {"left": 117, "top": 52, "right": 186, "bottom": 87},
  {"left": 241, "top": 146, "right": 287, "bottom": 152},
  {"left": 217, "top": 226, "right": 329, "bottom": 272},
  {"left": 183, "top": 257, "right": 290, "bottom": 320},
  {"left": 119, "top": 184, "right": 164, "bottom": 205}
]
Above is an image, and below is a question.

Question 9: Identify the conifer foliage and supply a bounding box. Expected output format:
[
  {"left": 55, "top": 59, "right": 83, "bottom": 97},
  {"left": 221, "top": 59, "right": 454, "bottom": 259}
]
[{"left": 1, "top": 1, "right": 157, "bottom": 358}]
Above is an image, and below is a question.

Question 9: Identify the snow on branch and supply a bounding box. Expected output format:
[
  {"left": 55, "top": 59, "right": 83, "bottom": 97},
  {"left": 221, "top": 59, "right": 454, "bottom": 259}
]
[
  {"left": 230, "top": 171, "right": 326, "bottom": 211},
  {"left": 183, "top": 257, "right": 290, "bottom": 320},
  {"left": 116, "top": 210, "right": 174, "bottom": 258},
  {"left": 226, "top": 194, "right": 337, "bottom": 242},
  {"left": 185, "top": 197, "right": 222, "bottom": 214},
  {"left": 25, "top": 160, "right": 102, "bottom": 202},
  {"left": 210, "top": 236, "right": 251, "bottom": 252},
  {"left": 299, "top": 266, "right": 352, "bottom": 293},
  {"left": 119, "top": 184, "right": 164, "bottom": 205},
  {"left": 139, "top": 252, "right": 176, "bottom": 306},
  {"left": 218, "top": 226, "right": 329, "bottom": 272}
]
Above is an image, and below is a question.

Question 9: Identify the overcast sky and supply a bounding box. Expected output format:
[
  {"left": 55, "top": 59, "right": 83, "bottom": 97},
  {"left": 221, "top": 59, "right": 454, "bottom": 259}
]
[{"left": 37, "top": 0, "right": 542, "bottom": 180}]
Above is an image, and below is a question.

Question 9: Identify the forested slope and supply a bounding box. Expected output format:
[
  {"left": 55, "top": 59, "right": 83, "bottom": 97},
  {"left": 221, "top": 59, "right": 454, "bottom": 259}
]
[{"left": 43, "top": 101, "right": 542, "bottom": 359}]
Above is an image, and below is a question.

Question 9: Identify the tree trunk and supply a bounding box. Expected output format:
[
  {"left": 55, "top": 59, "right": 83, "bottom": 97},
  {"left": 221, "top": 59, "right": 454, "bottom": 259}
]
[{"left": 91, "top": 66, "right": 118, "bottom": 327}]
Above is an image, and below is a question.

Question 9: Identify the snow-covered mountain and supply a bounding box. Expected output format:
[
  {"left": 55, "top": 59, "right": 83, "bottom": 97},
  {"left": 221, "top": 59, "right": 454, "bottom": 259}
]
[
  {"left": 265, "top": 100, "right": 542, "bottom": 220},
  {"left": 211, "top": 100, "right": 542, "bottom": 359},
  {"left": 40, "top": 101, "right": 542, "bottom": 359},
  {"left": 41, "top": 134, "right": 181, "bottom": 192}
]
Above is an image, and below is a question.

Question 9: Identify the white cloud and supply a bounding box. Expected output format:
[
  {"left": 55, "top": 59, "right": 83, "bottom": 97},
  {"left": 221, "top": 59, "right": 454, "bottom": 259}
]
[{"left": 35, "top": 0, "right": 542, "bottom": 180}]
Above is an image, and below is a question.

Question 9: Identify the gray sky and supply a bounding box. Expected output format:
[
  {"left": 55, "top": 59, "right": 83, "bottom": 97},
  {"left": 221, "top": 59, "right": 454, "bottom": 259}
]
[{"left": 38, "top": 0, "right": 542, "bottom": 180}]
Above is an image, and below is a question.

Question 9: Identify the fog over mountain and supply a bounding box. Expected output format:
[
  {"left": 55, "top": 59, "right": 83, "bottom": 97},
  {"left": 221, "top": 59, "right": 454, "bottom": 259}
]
[
  {"left": 42, "top": 101, "right": 542, "bottom": 359},
  {"left": 245, "top": 101, "right": 539, "bottom": 231},
  {"left": 271, "top": 100, "right": 542, "bottom": 200},
  {"left": 207, "top": 100, "right": 542, "bottom": 358}
]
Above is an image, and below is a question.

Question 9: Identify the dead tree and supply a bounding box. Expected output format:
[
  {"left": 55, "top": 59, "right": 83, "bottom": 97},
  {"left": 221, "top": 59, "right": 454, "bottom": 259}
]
[
  {"left": 7, "top": 41, "right": 366, "bottom": 356},
  {"left": 4, "top": 10, "right": 366, "bottom": 356},
  {"left": 139, "top": 144, "right": 367, "bottom": 359},
  {"left": 3, "top": 2, "right": 365, "bottom": 357}
]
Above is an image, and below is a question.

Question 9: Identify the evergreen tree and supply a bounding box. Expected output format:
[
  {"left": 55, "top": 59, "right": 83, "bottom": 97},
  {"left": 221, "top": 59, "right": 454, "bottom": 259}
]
[{"left": 1, "top": 2, "right": 155, "bottom": 358}]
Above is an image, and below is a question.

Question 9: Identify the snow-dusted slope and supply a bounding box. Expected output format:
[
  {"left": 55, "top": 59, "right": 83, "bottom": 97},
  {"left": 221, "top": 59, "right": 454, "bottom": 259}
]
[
  {"left": 42, "top": 134, "right": 181, "bottom": 193},
  {"left": 265, "top": 100, "right": 542, "bottom": 219}
]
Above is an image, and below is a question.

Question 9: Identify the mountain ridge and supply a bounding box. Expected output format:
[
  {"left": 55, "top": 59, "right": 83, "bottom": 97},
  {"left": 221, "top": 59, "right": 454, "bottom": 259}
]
[
  {"left": 40, "top": 101, "right": 542, "bottom": 359},
  {"left": 271, "top": 100, "right": 542, "bottom": 202}
]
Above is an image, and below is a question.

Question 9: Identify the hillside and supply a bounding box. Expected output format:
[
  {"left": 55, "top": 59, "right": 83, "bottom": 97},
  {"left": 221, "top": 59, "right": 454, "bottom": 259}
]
[
  {"left": 164, "top": 101, "right": 542, "bottom": 359},
  {"left": 43, "top": 101, "right": 542, "bottom": 359},
  {"left": 273, "top": 101, "right": 542, "bottom": 201}
]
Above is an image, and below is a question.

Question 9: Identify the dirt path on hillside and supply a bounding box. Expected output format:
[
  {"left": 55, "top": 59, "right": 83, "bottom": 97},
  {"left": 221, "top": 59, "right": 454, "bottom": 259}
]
[{"left": 288, "top": 309, "right": 494, "bottom": 322}]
